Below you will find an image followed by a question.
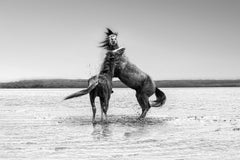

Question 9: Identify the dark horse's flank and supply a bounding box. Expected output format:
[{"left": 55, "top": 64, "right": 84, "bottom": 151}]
[
  {"left": 64, "top": 48, "right": 125, "bottom": 123},
  {"left": 100, "top": 28, "right": 166, "bottom": 119}
]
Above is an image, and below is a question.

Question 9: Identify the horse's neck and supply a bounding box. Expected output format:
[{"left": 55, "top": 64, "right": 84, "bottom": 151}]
[
  {"left": 99, "top": 54, "right": 115, "bottom": 79},
  {"left": 99, "top": 70, "right": 114, "bottom": 82},
  {"left": 101, "top": 72, "right": 113, "bottom": 81}
]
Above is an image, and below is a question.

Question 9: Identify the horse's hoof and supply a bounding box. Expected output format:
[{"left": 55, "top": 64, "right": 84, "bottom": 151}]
[
  {"left": 92, "top": 120, "right": 97, "bottom": 125},
  {"left": 137, "top": 117, "right": 144, "bottom": 121}
]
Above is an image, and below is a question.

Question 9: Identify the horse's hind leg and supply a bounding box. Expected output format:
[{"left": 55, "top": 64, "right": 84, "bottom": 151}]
[
  {"left": 136, "top": 92, "right": 151, "bottom": 120},
  {"left": 100, "top": 97, "right": 108, "bottom": 122},
  {"left": 90, "top": 93, "right": 97, "bottom": 124},
  {"left": 105, "top": 99, "right": 109, "bottom": 122}
]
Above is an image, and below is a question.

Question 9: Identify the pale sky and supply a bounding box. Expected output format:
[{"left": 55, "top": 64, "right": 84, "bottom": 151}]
[{"left": 0, "top": 0, "right": 240, "bottom": 82}]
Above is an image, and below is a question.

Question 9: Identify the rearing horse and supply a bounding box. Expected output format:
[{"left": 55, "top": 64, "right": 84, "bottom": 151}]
[{"left": 100, "top": 28, "right": 166, "bottom": 119}]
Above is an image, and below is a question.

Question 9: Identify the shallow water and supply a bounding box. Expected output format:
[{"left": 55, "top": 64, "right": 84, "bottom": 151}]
[{"left": 0, "top": 88, "right": 240, "bottom": 159}]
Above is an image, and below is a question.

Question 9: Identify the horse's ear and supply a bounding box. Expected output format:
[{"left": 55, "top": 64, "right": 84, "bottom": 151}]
[
  {"left": 106, "top": 28, "right": 114, "bottom": 36},
  {"left": 106, "top": 28, "right": 118, "bottom": 36}
]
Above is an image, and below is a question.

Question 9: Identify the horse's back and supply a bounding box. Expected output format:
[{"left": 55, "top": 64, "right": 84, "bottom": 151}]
[{"left": 116, "top": 57, "right": 155, "bottom": 94}]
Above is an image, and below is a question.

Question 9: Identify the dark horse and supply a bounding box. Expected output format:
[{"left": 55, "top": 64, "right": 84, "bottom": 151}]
[
  {"left": 64, "top": 47, "right": 125, "bottom": 123},
  {"left": 100, "top": 28, "right": 166, "bottom": 120}
]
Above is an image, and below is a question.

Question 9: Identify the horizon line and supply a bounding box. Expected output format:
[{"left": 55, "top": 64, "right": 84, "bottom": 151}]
[{"left": 1, "top": 78, "right": 240, "bottom": 83}]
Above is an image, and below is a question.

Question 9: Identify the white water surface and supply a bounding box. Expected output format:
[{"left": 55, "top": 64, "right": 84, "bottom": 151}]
[{"left": 0, "top": 88, "right": 240, "bottom": 159}]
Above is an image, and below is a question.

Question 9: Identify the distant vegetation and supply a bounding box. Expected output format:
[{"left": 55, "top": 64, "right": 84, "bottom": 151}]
[{"left": 1, "top": 79, "right": 240, "bottom": 88}]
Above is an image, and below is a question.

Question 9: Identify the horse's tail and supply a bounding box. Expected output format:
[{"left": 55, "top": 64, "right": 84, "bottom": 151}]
[
  {"left": 150, "top": 88, "right": 166, "bottom": 107},
  {"left": 64, "top": 81, "right": 98, "bottom": 100}
]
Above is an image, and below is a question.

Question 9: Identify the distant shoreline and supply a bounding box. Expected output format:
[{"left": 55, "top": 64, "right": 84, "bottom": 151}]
[{"left": 1, "top": 79, "right": 240, "bottom": 88}]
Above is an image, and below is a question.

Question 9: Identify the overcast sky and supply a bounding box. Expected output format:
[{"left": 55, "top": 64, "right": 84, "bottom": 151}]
[{"left": 0, "top": 0, "right": 239, "bottom": 82}]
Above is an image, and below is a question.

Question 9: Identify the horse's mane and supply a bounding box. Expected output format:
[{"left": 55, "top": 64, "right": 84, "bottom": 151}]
[
  {"left": 100, "top": 47, "right": 125, "bottom": 77},
  {"left": 100, "top": 28, "right": 119, "bottom": 50},
  {"left": 99, "top": 52, "right": 115, "bottom": 75}
]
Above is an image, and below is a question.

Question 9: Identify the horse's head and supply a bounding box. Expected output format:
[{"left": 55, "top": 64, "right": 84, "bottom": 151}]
[
  {"left": 100, "top": 28, "right": 119, "bottom": 50},
  {"left": 109, "top": 34, "right": 118, "bottom": 46}
]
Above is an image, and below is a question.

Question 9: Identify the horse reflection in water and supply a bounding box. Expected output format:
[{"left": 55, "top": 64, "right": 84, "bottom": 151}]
[
  {"left": 91, "top": 123, "right": 147, "bottom": 141},
  {"left": 100, "top": 28, "right": 167, "bottom": 120},
  {"left": 91, "top": 115, "right": 166, "bottom": 141},
  {"left": 91, "top": 123, "right": 112, "bottom": 141}
]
